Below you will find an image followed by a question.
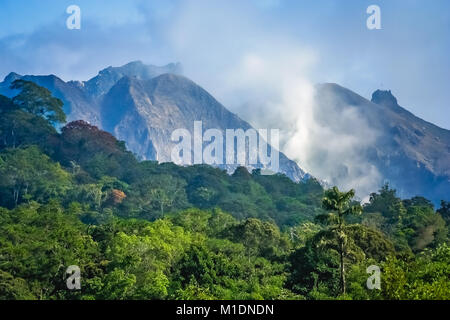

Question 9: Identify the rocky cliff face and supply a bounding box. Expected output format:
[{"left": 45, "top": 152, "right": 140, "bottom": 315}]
[{"left": 100, "top": 73, "right": 305, "bottom": 180}]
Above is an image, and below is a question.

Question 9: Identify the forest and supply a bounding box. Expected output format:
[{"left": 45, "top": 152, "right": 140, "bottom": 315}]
[{"left": 0, "top": 80, "right": 448, "bottom": 300}]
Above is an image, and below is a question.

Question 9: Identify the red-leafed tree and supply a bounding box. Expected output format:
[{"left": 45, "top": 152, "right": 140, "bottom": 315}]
[{"left": 56, "top": 120, "right": 137, "bottom": 179}]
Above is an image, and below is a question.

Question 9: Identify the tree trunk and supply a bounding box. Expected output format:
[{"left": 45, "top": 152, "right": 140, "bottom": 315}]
[
  {"left": 340, "top": 240, "right": 346, "bottom": 295},
  {"left": 13, "top": 187, "right": 19, "bottom": 207},
  {"left": 11, "top": 128, "right": 15, "bottom": 149},
  {"left": 337, "top": 213, "right": 346, "bottom": 295}
]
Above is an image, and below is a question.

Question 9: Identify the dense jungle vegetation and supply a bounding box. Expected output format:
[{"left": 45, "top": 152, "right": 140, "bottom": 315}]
[{"left": 0, "top": 80, "right": 448, "bottom": 300}]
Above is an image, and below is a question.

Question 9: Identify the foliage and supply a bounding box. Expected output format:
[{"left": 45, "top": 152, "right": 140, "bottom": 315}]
[
  {"left": 0, "top": 146, "right": 71, "bottom": 208},
  {"left": 381, "top": 244, "right": 450, "bottom": 299},
  {"left": 10, "top": 80, "right": 66, "bottom": 125},
  {"left": 314, "top": 187, "right": 362, "bottom": 295},
  {"left": 0, "top": 82, "right": 448, "bottom": 300}
]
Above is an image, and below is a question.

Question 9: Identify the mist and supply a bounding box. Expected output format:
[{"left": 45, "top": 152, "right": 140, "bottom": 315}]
[{"left": 159, "top": 0, "right": 383, "bottom": 199}]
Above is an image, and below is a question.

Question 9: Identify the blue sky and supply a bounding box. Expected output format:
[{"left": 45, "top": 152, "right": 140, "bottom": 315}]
[{"left": 0, "top": 0, "right": 449, "bottom": 129}]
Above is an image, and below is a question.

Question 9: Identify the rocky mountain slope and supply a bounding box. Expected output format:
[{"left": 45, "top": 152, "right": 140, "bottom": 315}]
[
  {"left": 0, "top": 61, "right": 305, "bottom": 181},
  {"left": 314, "top": 83, "right": 450, "bottom": 203}
]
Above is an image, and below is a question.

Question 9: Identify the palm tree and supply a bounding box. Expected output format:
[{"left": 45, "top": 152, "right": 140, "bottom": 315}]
[{"left": 315, "top": 186, "right": 362, "bottom": 295}]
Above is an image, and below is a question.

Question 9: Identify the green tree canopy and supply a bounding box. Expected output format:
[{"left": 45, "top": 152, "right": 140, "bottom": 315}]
[
  {"left": 10, "top": 80, "right": 66, "bottom": 125},
  {"left": 314, "top": 186, "right": 362, "bottom": 295},
  {"left": 0, "top": 146, "right": 71, "bottom": 208}
]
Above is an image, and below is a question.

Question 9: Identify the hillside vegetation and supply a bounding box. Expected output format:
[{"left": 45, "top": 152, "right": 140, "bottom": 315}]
[{"left": 0, "top": 81, "right": 448, "bottom": 300}]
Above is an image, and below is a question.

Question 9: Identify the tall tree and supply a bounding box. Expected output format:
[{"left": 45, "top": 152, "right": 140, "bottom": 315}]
[
  {"left": 437, "top": 200, "right": 450, "bottom": 224},
  {"left": 10, "top": 80, "right": 66, "bottom": 125},
  {"left": 0, "top": 146, "right": 70, "bottom": 207},
  {"left": 315, "top": 186, "right": 362, "bottom": 295},
  {"left": 364, "top": 184, "right": 406, "bottom": 223}
]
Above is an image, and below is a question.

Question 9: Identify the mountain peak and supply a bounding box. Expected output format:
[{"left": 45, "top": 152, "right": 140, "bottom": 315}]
[
  {"left": 3, "top": 72, "right": 21, "bottom": 83},
  {"left": 97, "top": 61, "right": 182, "bottom": 77},
  {"left": 371, "top": 89, "right": 399, "bottom": 108},
  {"left": 124, "top": 60, "right": 145, "bottom": 66},
  {"left": 85, "top": 61, "right": 183, "bottom": 98}
]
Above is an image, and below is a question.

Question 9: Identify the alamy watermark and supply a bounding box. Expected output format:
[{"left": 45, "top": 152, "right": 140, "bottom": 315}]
[
  {"left": 65, "top": 4, "right": 381, "bottom": 31},
  {"left": 66, "top": 265, "right": 81, "bottom": 290},
  {"left": 66, "top": 5, "right": 81, "bottom": 30},
  {"left": 64, "top": 3, "right": 383, "bottom": 31},
  {"left": 366, "top": 265, "right": 381, "bottom": 290},
  {"left": 367, "top": 5, "right": 381, "bottom": 30},
  {"left": 171, "top": 121, "right": 279, "bottom": 175}
]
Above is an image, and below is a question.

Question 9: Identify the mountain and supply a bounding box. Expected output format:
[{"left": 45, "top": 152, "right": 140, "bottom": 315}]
[
  {"left": 1, "top": 62, "right": 448, "bottom": 202},
  {"left": 0, "top": 61, "right": 306, "bottom": 182},
  {"left": 100, "top": 72, "right": 305, "bottom": 180},
  {"left": 80, "top": 60, "right": 183, "bottom": 99},
  {"left": 314, "top": 83, "right": 450, "bottom": 204},
  {"left": 0, "top": 61, "right": 183, "bottom": 126}
]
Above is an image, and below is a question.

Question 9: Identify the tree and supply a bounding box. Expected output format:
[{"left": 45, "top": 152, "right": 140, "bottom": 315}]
[
  {"left": 288, "top": 223, "right": 394, "bottom": 298},
  {"left": 437, "top": 200, "right": 450, "bottom": 224},
  {"left": 226, "top": 218, "right": 290, "bottom": 260},
  {"left": 402, "top": 204, "right": 447, "bottom": 251},
  {"left": 0, "top": 202, "right": 100, "bottom": 300},
  {"left": 403, "top": 196, "right": 434, "bottom": 210},
  {"left": 0, "top": 95, "right": 15, "bottom": 113},
  {"left": 364, "top": 184, "right": 406, "bottom": 223},
  {"left": 0, "top": 146, "right": 71, "bottom": 207},
  {"left": 0, "top": 95, "right": 57, "bottom": 151},
  {"left": 381, "top": 244, "right": 450, "bottom": 300},
  {"left": 57, "top": 121, "right": 138, "bottom": 180},
  {"left": 109, "top": 189, "right": 127, "bottom": 205},
  {"left": 104, "top": 219, "right": 190, "bottom": 299},
  {"left": 288, "top": 222, "right": 321, "bottom": 248},
  {"left": 133, "top": 174, "right": 188, "bottom": 219},
  {"left": 315, "top": 186, "right": 362, "bottom": 295},
  {"left": 10, "top": 80, "right": 66, "bottom": 125}
]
